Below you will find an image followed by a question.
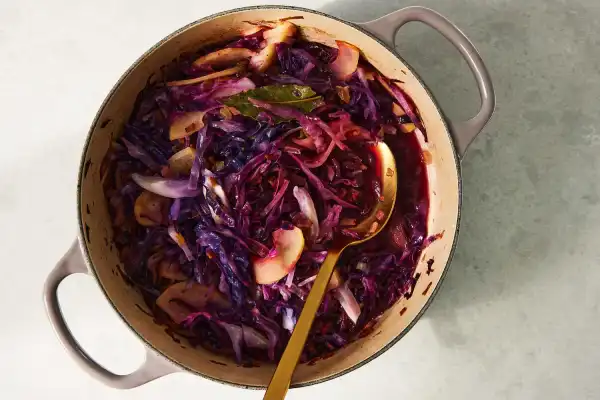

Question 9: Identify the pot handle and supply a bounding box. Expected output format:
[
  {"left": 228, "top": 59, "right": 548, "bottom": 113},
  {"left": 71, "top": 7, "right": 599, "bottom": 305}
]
[
  {"left": 43, "top": 240, "right": 179, "bottom": 389},
  {"left": 358, "top": 6, "right": 495, "bottom": 156}
]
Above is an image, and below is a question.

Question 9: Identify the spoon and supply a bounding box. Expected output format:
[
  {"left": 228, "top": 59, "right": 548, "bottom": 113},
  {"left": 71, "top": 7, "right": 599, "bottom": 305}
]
[{"left": 263, "top": 141, "right": 397, "bottom": 400}]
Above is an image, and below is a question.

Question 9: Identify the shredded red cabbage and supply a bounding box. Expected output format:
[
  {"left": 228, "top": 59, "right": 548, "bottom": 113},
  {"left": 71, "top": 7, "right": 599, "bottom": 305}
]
[{"left": 105, "top": 21, "right": 431, "bottom": 364}]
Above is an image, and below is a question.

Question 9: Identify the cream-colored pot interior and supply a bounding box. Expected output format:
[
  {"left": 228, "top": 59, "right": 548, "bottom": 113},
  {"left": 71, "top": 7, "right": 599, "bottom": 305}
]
[{"left": 78, "top": 7, "right": 459, "bottom": 388}]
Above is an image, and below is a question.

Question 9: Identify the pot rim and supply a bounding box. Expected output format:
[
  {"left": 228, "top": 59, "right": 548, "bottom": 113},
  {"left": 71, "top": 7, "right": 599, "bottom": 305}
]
[{"left": 76, "top": 4, "right": 462, "bottom": 389}]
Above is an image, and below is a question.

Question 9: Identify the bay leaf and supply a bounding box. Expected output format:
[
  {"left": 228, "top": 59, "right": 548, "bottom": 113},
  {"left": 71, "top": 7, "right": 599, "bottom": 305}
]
[{"left": 223, "top": 84, "right": 323, "bottom": 119}]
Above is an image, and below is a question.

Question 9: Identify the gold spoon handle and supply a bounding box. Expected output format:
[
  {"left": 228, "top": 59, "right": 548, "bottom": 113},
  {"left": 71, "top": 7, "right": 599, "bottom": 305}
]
[{"left": 263, "top": 249, "right": 342, "bottom": 400}]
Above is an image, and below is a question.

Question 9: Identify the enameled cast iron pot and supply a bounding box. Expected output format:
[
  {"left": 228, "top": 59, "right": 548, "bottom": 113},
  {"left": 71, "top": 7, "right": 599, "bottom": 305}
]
[{"left": 43, "top": 5, "right": 494, "bottom": 390}]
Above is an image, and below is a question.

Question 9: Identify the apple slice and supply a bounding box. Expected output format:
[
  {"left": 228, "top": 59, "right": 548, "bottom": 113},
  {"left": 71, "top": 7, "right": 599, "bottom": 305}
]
[
  {"left": 253, "top": 256, "right": 287, "bottom": 285},
  {"left": 328, "top": 270, "right": 342, "bottom": 290},
  {"left": 167, "top": 65, "right": 245, "bottom": 87},
  {"left": 253, "top": 226, "right": 304, "bottom": 284},
  {"left": 274, "top": 227, "right": 304, "bottom": 269},
  {"left": 263, "top": 21, "right": 297, "bottom": 45},
  {"left": 249, "top": 45, "right": 277, "bottom": 73},
  {"left": 156, "top": 282, "right": 230, "bottom": 324},
  {"left": 241, "top": 25, "right": 266, "bottom": 36},
  {"left": 400, "top": 122, "right": 416, "bottom": 133},
  {"left": 157, "top": 259, "right": 188, "bottom": 281},
  {"left": 392, "top": 102, "right": 407, "bottom": 117},
  {"left": 169, "top": 111, "right": 206, "bottom": 140},
  {"left": 168, "top": 147, "right": 197, "bottom": 174},
  {"left": 134, "top": 191, "right": 168, "bottom": 226},
  {"left": 192, "top": 48, "right": 256, "bottom": 68},
  {"left": 250, "top": 21, "right": 297, "bottom": 72},
  {"left": 330, "top": 41, "right": 360, "bottom": 81}
]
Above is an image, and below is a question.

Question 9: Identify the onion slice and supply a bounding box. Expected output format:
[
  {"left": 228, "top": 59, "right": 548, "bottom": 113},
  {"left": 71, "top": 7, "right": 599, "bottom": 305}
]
[
  {"left": 168, "top": 224, "right": 194, "bottom": 261},
  {"left": 334, "top": 283, "right": 361, "bottom": 324},
  {"left": 282, "top": 308, "right": 296, "bottom": 332},
  {"left": 293, "top": 186, "right": 319, "bottom": 241},
  {"left": 217, "top": 322, "right": 244, "bottom": 363},
  {"left": 132, "top": 173, "right": 201, "bottom": 198},
  {"left": 242, "top": 325, "right": 269, "bottom": 349},
  {"left": 376, "top": 74, "right": 424, "bottom": 132}
]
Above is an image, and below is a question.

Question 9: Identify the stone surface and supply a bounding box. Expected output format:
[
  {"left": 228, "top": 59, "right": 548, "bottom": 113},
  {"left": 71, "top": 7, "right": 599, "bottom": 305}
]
[{"left": 1, "top": 0, "right": 598, "bottom": 399}]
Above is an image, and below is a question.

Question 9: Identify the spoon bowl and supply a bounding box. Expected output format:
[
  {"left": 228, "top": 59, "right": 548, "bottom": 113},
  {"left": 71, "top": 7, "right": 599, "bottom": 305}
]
[{"left": 264, "top": 141, "right": 398, "bottom": 400}]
